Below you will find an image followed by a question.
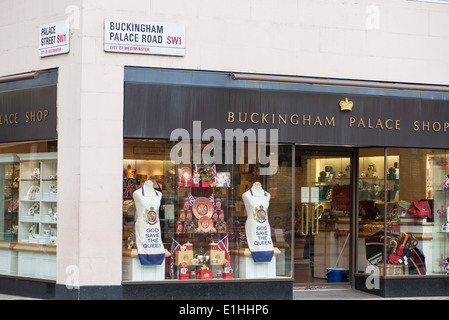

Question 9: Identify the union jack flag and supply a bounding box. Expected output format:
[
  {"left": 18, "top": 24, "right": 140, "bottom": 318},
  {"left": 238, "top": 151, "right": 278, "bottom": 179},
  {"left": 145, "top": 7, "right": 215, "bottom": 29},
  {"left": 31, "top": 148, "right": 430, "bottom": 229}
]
[
  {"left": 188, "top": 193, "right": 195, "bottom": 206},
  {"left": 218, "top": 235, "right": 231, "bottom": 266},
  {"left": 211, "top": 164, "right": 217, "bottom": 183},
  {"left": 444, "top": 175, "right": 449, "bottom": 191},
  {"left": 209, "top": 193, "right": 215, "bottom": 206},
  {"left": 123, "top": 179, "right": 136, "bottom": 198},
  {"left": 169, "top": 239, "right": 181, "bottom": 278}
]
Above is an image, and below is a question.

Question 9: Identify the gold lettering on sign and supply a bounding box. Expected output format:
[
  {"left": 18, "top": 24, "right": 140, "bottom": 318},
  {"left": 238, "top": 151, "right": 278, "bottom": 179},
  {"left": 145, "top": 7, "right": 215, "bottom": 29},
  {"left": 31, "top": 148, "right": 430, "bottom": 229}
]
[
  {"left": 25, "top": 110, "right": 49, "bottom": 123},
  {"left": 0, "top": 113, "right": 19, "bottom": 125},
  {"left": 290, "top": 114, "right": 299, "bottom": 125},
  {"left": 239, "top": 112, "right": 247, "bottom": 123},
  {"left": 226, "top": 111, "right": 449, "bottom": 136},
  {"left": 250, "top": 113, "right": 258, "bottom": 124}
]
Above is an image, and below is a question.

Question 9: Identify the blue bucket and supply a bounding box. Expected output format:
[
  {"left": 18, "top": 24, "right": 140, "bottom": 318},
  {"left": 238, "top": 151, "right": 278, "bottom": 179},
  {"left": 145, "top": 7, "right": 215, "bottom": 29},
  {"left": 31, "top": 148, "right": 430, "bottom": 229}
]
[{"left": 327, "top": 268, "right": 349, "bottom": 283}]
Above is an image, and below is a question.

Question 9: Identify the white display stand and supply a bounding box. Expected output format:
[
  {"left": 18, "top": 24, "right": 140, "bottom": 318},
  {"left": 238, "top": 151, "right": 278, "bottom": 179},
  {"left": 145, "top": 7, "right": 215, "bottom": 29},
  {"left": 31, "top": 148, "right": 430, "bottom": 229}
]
[
  {"left": 17, "top": 152, "right": 58, "bottom": 245},
  {"left": 237, "top": 248, "right": 280, "bottom": 279},
  {"left": 0, "top": 246, "right": 17, "bottom": 276},
  {"left": 122, "top": 249, "right": 165, "bottom": 281},
  {"left": 17, "top": 250, "right": 56, "bottom": 280}
]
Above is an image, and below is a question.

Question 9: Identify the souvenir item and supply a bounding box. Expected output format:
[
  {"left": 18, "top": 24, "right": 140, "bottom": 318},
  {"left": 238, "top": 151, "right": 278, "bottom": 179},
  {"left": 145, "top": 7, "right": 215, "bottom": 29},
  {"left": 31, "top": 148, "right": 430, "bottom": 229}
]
[
  {"left": 182, "top": 198, "right": 190, "bottom": 210},
  {"left": 31, "top": 168, "right": 40, "bottom": 180},
  {"left": 215, "top": 198, "right": 222, "bottom": 210},
  {"left": 49, "top": 236, "right": 57, "bottom": 245},
  {"left": 192, "top": 197, "right": 214, "bottom": 219},
  {"left": 223, "top": 261, "right": 233, "bottom": 279},
  {"left": 27, "top": 185, "right": 40, "bottom": 200},
  {"left": 28, "top": 202, "right": 39, "bottom": 216},
  {"left": 180, "top": 263, "right": 189, "bottom": 272},
  {"left": 216, "top": 172, "right": 231, "bottom": 187},
  {"left": 123, "top": 178, "right": 136, "bottom": 198},
  {"left": 212, "top": 210, "right": 218, "bottom": 221},
  {"left": 178, "top": 209, "right": 186, "bottom": 221},
  {"left": 408, "top": 201, "right": 431, "bottom": 219},
  {"left": 443, "top": 175, "right": 449, "bottom": 191},
  {"left": 242, "top": 184, "right": 274, "bottom": 262},
  {"left": 133, "top": 183, "right": 165, "bottom": 265},
  {"left": 185, "top": 209, "right": 193, "bottom": 221},
  {"left": 193, "top": 164, "right": 200, "bottom": 187},
  {"left": 215, "top": 221, "right": 227, "bottom": 233},
  {"left": 218, "top": 210, "right": 225, "bottom": 221},
  {"left": 184, "top": 221, "right": 195, "bottom": 233},
  {"left": 198, "top": 162, "right": 213, "bottom": 186},
  {"left": 176, "top": 221, "right": 184, "bottom": 233},
  {"left": 179, "top": 167, "right": 192, "bottom": 186},
  {"left": 196, "top": 268, "right": 212, "bottom": 279},
  {"left": 183, "top": 242, "right": 193, "bottom": 251},
  {"left": 198, "top": 216, "right": 214, "bottom": 232}
]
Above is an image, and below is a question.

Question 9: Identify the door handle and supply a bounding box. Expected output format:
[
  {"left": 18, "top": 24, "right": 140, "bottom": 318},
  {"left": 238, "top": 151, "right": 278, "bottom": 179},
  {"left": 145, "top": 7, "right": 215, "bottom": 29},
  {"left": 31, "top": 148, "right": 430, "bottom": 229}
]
[
  {"left": 300, "top": 204, "right": 309, "bottom": 236},
  {"left": 300, "top": 203, "right": 322, "bottom": 236},
  {"left": 311, "top": 204, "right": 323, "bottom": 236}
]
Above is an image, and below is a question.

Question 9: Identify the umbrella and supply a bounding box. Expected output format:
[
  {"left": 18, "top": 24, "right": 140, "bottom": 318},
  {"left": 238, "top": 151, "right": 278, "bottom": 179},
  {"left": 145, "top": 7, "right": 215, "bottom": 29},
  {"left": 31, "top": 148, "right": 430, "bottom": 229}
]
[{"left": 365, "top": 230, "right": 426, "bottom": 275}]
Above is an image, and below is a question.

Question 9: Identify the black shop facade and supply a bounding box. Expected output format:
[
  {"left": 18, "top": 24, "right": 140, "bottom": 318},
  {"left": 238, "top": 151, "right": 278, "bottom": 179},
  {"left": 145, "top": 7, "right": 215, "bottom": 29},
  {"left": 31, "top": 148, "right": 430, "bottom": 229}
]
[{"left": 122, "top": 67, "right": 449, "bottom": 299}]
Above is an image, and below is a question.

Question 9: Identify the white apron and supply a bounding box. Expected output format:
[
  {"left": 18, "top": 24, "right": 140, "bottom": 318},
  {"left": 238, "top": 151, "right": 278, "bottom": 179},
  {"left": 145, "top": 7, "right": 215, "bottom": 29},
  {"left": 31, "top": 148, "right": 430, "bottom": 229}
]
[
  {"left": 244, "top": 189, "right": 274, "bottom": 262},
  {"left": 133, "top": 187, "right": 165, "bottom": 265}
]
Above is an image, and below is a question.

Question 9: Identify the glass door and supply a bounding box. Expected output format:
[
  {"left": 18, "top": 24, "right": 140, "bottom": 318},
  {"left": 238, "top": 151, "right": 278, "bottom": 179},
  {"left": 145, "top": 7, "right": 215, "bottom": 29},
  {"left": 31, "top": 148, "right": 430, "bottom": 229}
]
[{"left": 294, "top": 148, "right": 354, "bottom": 286}]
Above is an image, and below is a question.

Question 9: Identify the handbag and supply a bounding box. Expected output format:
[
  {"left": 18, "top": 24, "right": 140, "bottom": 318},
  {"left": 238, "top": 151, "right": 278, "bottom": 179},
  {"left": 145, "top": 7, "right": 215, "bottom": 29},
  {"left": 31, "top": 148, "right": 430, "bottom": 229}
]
[{"left": 408, "top": 200, "right": 431, "bottom": 219}]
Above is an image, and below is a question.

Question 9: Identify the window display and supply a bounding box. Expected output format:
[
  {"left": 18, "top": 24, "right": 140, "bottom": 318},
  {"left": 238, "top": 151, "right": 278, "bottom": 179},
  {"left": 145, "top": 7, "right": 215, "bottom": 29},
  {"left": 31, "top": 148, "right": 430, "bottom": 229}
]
[
  {"left": 122, "top": 139, "right": 293, "bottom": 282},
  {"left": 0, "top": 141, "right": 57, "bottom": 280},
  {"left": 360, "top": 148, "right": 449, "bottom": 277}
]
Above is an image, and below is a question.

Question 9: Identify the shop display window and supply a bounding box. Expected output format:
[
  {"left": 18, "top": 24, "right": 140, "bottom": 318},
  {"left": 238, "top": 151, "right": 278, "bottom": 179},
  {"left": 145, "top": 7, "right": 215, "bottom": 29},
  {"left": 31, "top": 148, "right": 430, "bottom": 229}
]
[
  {"left": 359, "top": 148, "right": 449, "bottom": 277},
  {"left": 122, "top": 139, "right": 292, "bottom": 282},
  {"left": 0, "top": 141, "right": 57, "bottom": 280}
]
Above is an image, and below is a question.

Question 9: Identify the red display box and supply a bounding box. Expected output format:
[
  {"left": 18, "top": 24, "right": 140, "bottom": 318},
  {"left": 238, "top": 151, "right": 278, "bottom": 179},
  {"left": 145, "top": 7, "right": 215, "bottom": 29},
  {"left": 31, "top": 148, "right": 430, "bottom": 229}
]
[
  {"left": 196, "top": 269, "right": 213, "bottom": 280},
  {"left": 179, "top": 273, "right": 189, "bottom": 280},
  {"left": 223, "top": 272, "right": 233, "bottom": 279},
  {"left": 201, "top": 181, "right": 212, "bottom": 187}
]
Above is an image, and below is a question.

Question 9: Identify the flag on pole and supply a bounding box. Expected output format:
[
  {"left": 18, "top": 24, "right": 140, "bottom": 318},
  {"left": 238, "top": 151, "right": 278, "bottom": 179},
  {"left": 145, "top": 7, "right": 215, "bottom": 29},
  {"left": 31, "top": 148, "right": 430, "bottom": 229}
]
[
  {"left": 169, "top": 239, "right": 181, "bottom": 278},
  {"left": 211, "top": 164, "right": 217, "bottom": 183},
  {"left": 209, "top": 193, "right": 215, "bottom": 207},
  {"left": 188, "top": 193, "right": 195, "bottom": 206},
  {"left": 218, "top": 235, "right": 231, "bottom": 267}
]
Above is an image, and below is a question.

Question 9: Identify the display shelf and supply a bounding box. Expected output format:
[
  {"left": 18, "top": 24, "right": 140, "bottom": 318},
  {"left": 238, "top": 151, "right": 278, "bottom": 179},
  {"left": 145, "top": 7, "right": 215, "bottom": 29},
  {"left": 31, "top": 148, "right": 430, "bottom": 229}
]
[
  {"left": 17, "top": 153, "right": 57, "bottom": 245},
  {"left": 0, "top": 154, "right": 19, "bottom": 242},
  {"left": 167, "top": 162, "right": 236, "bottom": 280}
]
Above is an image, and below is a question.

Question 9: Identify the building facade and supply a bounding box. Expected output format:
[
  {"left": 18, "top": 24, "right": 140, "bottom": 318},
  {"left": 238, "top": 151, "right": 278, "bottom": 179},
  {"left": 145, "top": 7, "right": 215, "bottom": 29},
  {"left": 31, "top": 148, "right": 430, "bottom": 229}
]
[{"left": 1, "top": 0, "right": 449, "bottom": 299}]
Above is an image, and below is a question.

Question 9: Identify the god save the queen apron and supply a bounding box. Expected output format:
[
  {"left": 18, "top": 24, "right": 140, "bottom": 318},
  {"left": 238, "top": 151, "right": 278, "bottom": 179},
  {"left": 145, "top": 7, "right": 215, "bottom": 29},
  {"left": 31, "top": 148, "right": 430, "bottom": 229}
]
[
  {"left": 245, "top": 189, "right": 274, "bottom": 262},
  {"left": 135, "top": 188, "right": 165, "bottom": 265}
]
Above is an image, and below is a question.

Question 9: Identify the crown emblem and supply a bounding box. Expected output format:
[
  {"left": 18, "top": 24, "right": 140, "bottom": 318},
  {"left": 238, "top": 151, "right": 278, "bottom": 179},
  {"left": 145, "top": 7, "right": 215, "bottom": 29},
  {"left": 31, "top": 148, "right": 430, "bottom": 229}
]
[{"left": 339, "top": 98, "right": 354, "bottom": 111}]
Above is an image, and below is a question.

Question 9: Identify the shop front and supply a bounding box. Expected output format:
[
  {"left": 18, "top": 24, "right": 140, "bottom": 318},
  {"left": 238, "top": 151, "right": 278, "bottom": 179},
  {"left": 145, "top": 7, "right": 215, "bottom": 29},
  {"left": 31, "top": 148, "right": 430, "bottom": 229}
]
[
  {"left": 121, "top": 67, "right": 449, "bottom": 298},
  {"left": 0, "top": 69, "right": 58, "bottom": 297}
]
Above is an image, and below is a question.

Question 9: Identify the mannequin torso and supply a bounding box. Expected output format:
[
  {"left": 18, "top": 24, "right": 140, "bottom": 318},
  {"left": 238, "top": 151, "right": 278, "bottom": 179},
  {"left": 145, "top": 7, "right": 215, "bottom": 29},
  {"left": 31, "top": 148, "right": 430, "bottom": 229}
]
[
  {"left": 133, "top": 180, "right": 165, "bottom": 265},
  {"left": 243, "top": 183, "right": 274, "bottom": 262}
]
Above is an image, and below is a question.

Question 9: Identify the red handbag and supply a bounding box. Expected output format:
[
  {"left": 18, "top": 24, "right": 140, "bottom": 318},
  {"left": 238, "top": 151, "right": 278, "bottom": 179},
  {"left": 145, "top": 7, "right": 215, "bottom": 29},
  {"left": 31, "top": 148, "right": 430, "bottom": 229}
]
[{"left": 408, "top": 201, "right": 431, "bottom": 219}]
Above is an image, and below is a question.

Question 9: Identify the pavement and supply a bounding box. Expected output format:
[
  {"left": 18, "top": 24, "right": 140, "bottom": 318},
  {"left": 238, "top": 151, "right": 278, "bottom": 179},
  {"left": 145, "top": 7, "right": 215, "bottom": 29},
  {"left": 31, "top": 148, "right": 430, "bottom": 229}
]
[
  {"left": 1, "top": 288, "right": 448, "bottom": 300},
  {"left": 293, "top": 288, "right": 449, "bottom": 300}
]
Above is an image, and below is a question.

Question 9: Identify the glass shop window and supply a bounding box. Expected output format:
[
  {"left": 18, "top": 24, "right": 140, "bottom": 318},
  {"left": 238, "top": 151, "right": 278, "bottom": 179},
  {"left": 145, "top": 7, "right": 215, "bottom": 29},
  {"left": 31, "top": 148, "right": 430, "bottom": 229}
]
[
  {"left": 0, "top": 141, "right": 58, "bottom": 280},
  {"left": 360, "top": 148, "right": 449, "bottom": 277},
  {"left": 122, "top": 139, "right": 293, "bottom": 282}
]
